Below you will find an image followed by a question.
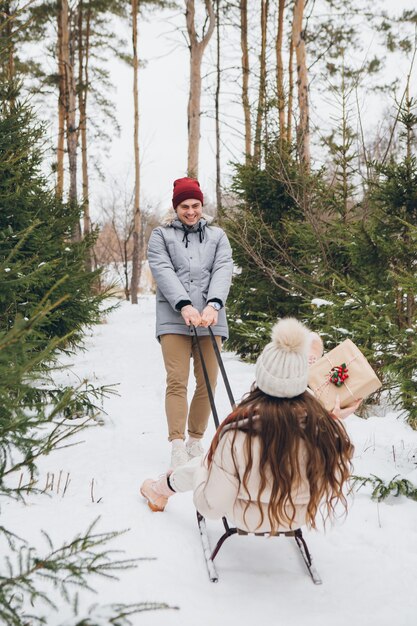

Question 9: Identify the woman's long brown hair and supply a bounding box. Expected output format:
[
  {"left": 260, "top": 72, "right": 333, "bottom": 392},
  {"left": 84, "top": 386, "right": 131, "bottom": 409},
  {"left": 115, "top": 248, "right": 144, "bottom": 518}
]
[{"left": 207, "top": 385, "right": 354, "bottom": 533}]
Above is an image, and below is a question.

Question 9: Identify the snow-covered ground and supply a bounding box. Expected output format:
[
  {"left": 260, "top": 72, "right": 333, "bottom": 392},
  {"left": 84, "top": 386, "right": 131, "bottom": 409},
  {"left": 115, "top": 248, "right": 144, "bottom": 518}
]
[{"left": 4, "top": 297, "right": 417, "bottom": 625}]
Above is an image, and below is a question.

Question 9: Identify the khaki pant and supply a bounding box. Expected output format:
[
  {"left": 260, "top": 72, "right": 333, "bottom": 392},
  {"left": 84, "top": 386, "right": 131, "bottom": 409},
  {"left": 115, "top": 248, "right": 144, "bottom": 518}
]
[{"left": 160, "top": 333, "right": 222, "bottom": 441}]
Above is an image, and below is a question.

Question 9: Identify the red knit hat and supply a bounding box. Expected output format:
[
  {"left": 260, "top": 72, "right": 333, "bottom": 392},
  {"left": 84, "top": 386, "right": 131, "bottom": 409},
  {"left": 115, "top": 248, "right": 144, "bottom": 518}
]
[{"left": 172, "top": 177, "right": 204, "bottom": 210}]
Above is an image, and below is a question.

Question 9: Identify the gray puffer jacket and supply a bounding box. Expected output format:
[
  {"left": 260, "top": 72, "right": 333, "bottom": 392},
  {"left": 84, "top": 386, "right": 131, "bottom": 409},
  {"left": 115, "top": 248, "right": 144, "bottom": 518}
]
[{"left": 147, "top": 213, "right": 233, "bottom": 339}]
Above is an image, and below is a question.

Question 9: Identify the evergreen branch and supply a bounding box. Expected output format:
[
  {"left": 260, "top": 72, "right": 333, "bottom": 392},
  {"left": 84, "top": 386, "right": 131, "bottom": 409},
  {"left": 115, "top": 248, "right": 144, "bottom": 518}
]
[
  {"left": 0, "top": 520, "right": 150, "bottom": 625},
  {"left": 381, "top": 38, "right": 417, "bottom": 165},
  {"left": 0, "top": 220, "right": 41, "bottom": 266},
  {"left": 226, "top": 208, "right": 328, "bottom": 299},
  {"left": 65, "top": 601, "right": 177, "bottom": 626},
  {"left": 2, "top": 415, "right": 93, "bottom": 477},
  {"left": 0, "top": 0, "right": 37, "bottom": 29},
  {"left": 0, "top": 294, "right": 71, "bottom": 354},
  {"left": 352, "top": 474, "right": 417, "bottom": 502}
]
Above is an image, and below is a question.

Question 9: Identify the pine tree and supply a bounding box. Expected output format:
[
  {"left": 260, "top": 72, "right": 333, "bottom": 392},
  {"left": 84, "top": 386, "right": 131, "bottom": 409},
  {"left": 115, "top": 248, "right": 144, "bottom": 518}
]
[
  {"left": 0, "top": 231, "right": 165, "bottom": 624},
  {"left": 0, "top": 88, "right": 107, "bottom": 350},
  {"left": 0, "top": 62, "right": 172, "bottom": 626},
  {"left": 223, "top": 97, "right": 417, "bottom": 427},
  {"left": 303, "top": 98, "right": 417, "bottom": 425},
  {"left": 223, "top": 147, "right": 306, "bottom": 359}
]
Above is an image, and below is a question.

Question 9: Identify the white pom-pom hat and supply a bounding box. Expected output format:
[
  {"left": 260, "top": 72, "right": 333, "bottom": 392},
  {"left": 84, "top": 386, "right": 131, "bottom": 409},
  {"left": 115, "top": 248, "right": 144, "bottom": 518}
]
[{"left": 255, "top": 318, "right": 310, "bottom": 398}]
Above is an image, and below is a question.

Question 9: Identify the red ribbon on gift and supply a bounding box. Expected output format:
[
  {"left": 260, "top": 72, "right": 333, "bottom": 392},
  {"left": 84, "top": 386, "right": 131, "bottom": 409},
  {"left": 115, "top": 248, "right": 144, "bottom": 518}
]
[
  {"left": 329, "top": 363, "right": 349, "bottom": 387},
  {"left": 313, "top": 355, "right": 357, "bottom": 404}
]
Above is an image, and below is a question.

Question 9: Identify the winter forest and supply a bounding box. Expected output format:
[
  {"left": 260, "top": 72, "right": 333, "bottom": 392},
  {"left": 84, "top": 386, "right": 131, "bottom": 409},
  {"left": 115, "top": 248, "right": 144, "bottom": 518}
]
[{"left": 1, "top": 0, "right": 417, "bottom": 624}]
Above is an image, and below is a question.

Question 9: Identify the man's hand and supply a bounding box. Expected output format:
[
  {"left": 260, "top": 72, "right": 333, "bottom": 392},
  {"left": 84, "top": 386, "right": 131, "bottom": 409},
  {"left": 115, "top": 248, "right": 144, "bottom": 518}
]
[
  {"left": 331, "top": 394, "right": 362, "bottom": 420},
  {"left": 200, "top": 305, "right": 218, "bottom": 328},
  {"left": 181, "top": 305, "right": 202, "bottom": 327}
]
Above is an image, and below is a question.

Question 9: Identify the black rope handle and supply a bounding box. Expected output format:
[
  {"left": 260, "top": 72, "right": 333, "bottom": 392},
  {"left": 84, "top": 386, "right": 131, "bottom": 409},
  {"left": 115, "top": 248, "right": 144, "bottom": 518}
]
[
  {"left": 208, "top": 327, "right": 236, "bottom": 409},
  {"left": 192, "top": 325, "right": 220, "bottom": 428},
  {"left": 192, "top": 324, "right": 233, "bottom": 533}
]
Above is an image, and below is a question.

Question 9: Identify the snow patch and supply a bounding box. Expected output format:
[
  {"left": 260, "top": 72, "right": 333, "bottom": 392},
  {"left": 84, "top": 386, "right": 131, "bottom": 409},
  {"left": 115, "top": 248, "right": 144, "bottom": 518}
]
[{"left": 311, "top": 297, "right": 333, "bottom": 307}]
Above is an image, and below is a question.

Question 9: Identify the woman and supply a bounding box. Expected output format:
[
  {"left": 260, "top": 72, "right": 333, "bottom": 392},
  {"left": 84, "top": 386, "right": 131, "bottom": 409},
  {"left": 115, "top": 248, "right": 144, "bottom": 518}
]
[{"left": 140, "top": 318, "right": 354, "bottom": 533}]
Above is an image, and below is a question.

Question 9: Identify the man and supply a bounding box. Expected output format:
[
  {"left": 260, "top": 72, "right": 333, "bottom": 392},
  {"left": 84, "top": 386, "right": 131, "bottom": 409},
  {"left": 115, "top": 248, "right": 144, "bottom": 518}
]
[{"left": 147, "top": 177, "right": 233, "bottom": 469}]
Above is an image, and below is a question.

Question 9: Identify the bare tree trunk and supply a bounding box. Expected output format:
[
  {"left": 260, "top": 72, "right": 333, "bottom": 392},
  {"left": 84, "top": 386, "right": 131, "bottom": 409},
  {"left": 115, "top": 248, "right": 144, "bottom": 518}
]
[
  {"left": 78, "top": 0, "right": 93, "bottom": 270},
  {"left": 130, "top": 0, "right": 141, "bottom": 304},
  {"left": 4, "top": 2, "right": 15, "bottom": 83},
  {"left": 67, "top": 11, "right": 78, "bottom": 211},
  {"left": 406, "top": 292, "right": 414, "bottom": 330},
  {"left": 185, "top": 0, "right": 215, "bottom": 179},
  {"left": 253, "top": 0, "right": 268, "bottom": 163},
  {"left": 0, "top": 2, "right": 15, "bottom": 112},
  {"left": 395, "top": 288, "right": 404, "bottom": 330},
  {"left": 57, "top": 1, "right": 65, "bottom": 197},
  {"left": 340, "top": 65, "right": 349, "bottom": 221},
  {"left": 276, "top": 0, "right": 285, "bottom": 141},
  {"left": 406, "top": 82, "right": 411, "bottom": 161},
  {"left": 187, "top": 43, "right": 203, "bottom": 179},
  {"left": 215, "top": 0, "right": 221, "bottom": 213},
  {"left": 124, "top": 237, "right": 130, "bottom": 301},
  {"left": 292, "top": 0, "right": 310, "bottom": 169},
  {"left": 240, "top": 0, "right": 251, "bottom": 162},
  {"left": 404, "top": 85, "right": 414, "bottom": 329},
  {"left": 62, "top": 0, "right": 81, "bottom": 239},
  {"left": 287, "top": 30, "right": 294, "bottom": 144}
]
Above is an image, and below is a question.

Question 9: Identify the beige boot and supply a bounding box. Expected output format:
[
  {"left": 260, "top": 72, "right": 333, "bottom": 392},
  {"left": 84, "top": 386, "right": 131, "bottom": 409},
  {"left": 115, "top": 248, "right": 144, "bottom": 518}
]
[{"left": 140, "top": 474, "right": 175, "bottom": 512}]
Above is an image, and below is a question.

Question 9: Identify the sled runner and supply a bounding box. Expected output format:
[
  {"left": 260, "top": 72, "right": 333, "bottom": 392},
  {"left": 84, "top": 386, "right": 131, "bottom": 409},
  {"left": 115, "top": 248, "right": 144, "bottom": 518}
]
[
  {"left": 193, "top": 326, "right": 323, "bottom": 585},
  {"left": 196, "top": 511, "right": 322, "bottom": 585}
]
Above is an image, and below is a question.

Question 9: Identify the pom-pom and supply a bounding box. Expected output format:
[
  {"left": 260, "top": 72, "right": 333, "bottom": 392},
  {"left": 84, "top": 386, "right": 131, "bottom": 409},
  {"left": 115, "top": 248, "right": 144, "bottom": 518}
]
[{"left": 270, "top": 318, "right": 309, "bottom": 354}]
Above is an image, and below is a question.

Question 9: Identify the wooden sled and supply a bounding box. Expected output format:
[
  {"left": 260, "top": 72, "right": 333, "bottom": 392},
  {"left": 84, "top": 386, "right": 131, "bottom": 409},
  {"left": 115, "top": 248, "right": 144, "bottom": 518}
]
[{"left": 197, "top": 511, "right": 323, "bottom": 585}]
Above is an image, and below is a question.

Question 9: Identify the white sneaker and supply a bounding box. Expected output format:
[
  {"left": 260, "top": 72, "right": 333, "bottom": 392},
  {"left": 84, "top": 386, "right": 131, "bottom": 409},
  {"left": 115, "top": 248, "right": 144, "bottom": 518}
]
[
  {"left": 170, "top": 442, "right": 189, "bottom": 469},
  {"left": 186, "top": 439, "right": 204, "bottom": 459}
]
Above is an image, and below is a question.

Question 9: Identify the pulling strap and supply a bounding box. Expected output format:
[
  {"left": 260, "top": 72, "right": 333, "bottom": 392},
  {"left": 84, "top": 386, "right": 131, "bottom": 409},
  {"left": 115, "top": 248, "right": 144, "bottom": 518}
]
[
  {"left": 192, "top": 324, "right": 236, "bottom": 533},
  {"left": 192, "top": 325, "right": 236, "bottom": 428},
  {"left": 208, "top": 327, "right": 236, "bottom": 409},
  {"left": 192, "top": 325, "right": 221, "bottom": 428}
]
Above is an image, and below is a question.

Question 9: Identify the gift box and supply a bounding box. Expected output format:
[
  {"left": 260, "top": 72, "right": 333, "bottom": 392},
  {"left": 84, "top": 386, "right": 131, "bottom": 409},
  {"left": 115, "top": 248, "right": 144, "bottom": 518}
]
[{"left": 308, "top": 338, "right": 382, "bottom": 412}]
